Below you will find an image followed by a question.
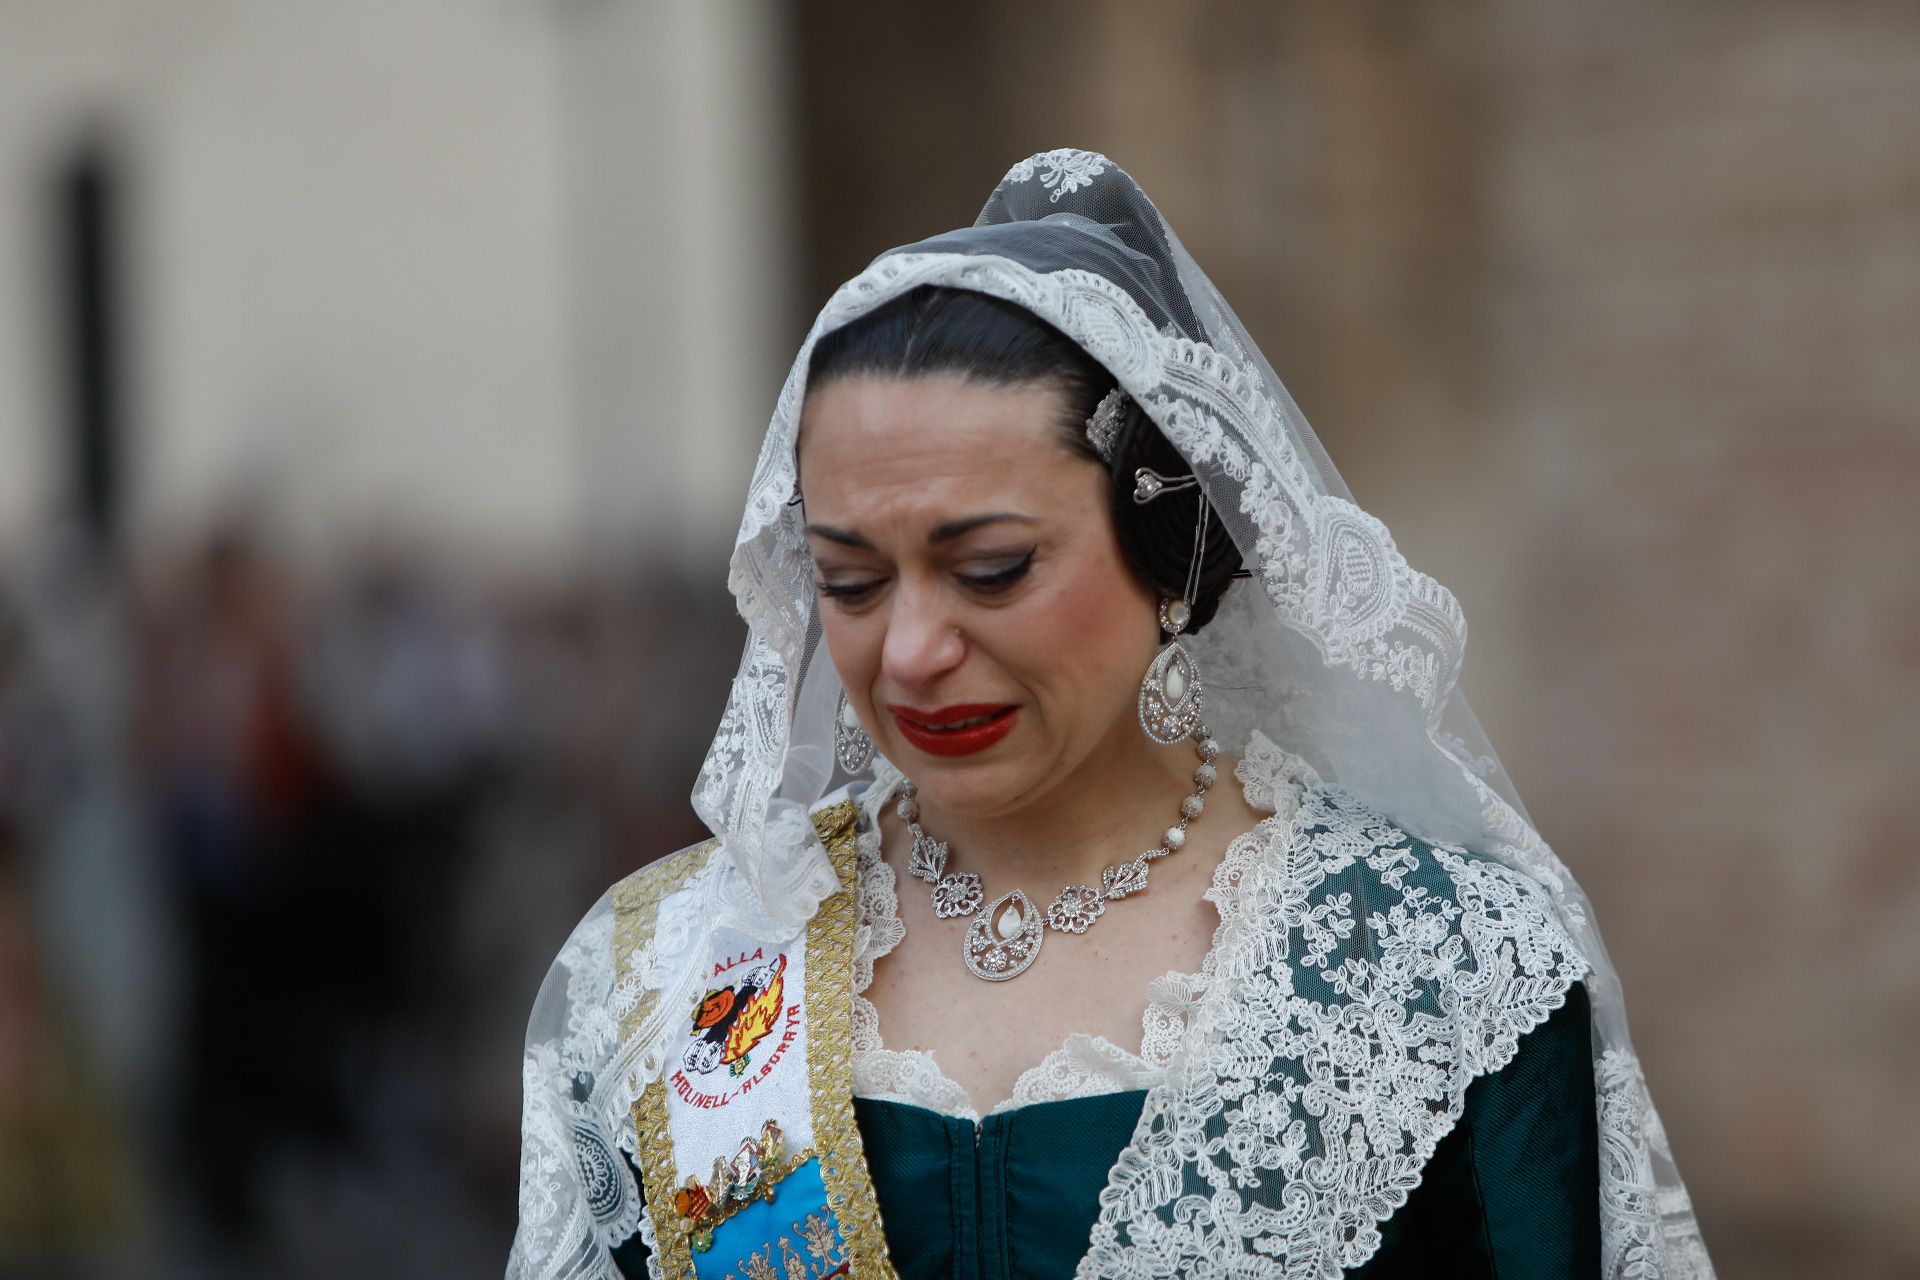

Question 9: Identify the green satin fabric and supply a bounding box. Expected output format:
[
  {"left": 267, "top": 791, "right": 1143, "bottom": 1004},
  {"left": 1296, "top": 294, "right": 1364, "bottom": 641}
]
[
  {"left": 854, "top": 983, "right": 1599, "bottom": 1279},
  {"left": 854, "top": 1088, "right": 1148, "bottom": 1278}
]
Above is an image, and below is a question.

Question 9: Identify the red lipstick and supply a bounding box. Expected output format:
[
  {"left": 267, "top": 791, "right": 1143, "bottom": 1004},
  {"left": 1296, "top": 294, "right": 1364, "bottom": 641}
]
[{"left": 888, "top": 702, "right": 1020, "bottom": 757}]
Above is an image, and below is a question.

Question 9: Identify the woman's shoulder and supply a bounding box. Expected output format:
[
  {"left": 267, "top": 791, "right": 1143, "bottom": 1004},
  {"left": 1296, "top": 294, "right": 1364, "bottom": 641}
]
[
  {"left": 511, "top": 843, "right": 729, "bottom": 1279},
  {"left": 526, "top": 837, "right": 727, "bottom": 1024},
  {"left": 606, "top": 835, "right": 725, "bottom": 925},
  {"left": 1290, "top": 781, "right": 1570, "bottom": 912},
  {"left": 1264, "top": 780, "right": 1592, "bottom": 1012},
  {"left": 557, "top": 784, "right": 871, "bottom": 976}
]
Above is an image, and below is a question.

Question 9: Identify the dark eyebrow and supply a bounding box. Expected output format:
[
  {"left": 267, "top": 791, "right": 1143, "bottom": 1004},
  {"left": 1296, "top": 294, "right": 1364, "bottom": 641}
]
[
  {"left": 928, "top": 513, "right": 1036, "bottom": 544},
  {"left": 802, "top": 523, "right": 873, "bottom": 551},
  {"left": 802, "top": 513, "right": 1035, "bottom": 551}
]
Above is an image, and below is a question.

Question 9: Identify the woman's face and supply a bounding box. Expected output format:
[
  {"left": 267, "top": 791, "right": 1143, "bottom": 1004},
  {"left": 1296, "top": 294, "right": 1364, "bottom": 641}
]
[{"left": 797, "top": 374, "right": 1162, "bottom": 818}]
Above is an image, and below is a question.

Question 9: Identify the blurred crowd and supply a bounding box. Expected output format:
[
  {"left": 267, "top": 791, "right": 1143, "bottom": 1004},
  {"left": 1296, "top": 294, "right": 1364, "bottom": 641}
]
[{"left": 0, "top": 521, "right": 740, "bottom": 1277}]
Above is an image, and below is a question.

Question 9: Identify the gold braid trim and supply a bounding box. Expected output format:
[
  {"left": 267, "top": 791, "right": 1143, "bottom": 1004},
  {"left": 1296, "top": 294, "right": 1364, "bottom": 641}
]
[
  {"left": 614, "top": 840, "right": 718, "bottom": 1280},
  {"left": 613, "top": 806, "right": 896, "bottom": 1280},
  {"left": 805, "top": 799, "right": 896, "bottom": 1280}
]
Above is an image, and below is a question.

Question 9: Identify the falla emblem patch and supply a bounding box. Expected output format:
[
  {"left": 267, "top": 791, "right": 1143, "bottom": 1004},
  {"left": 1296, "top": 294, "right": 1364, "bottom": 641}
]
[{"left": 684, "top": 951, "right": 788, "bottom": 1077}]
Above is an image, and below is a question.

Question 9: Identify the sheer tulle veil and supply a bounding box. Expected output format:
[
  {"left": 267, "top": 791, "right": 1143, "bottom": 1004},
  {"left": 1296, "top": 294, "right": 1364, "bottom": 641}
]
[{"left": 644, "top": 150, "right": 1708, "bottom": 1276}]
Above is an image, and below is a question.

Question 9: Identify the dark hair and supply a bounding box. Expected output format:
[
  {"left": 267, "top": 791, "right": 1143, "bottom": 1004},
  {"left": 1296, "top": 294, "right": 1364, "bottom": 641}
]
[{"left": 805, "top": 286, "right": 1242, "bottom": 632}]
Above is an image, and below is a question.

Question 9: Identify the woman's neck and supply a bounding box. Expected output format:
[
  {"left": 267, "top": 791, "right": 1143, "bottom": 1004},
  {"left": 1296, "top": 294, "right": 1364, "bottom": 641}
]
[{"left": 902, "top": 727, "right": 1210, "bottom": 894}]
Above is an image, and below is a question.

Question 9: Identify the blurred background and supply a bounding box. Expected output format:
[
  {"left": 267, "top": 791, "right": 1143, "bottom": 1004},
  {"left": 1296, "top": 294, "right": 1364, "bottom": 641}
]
[{"left": 0, "top": 1, "right": 1915, "bottom": 1276}]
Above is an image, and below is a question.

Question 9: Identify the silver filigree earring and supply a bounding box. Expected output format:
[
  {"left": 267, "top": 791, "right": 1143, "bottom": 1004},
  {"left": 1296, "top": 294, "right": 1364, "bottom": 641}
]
[
  {"left": 1136, "top": 475, "right": 1210, "bottom": 746},
  {"left": 1140, "top": 598, "right": 1206, "bottom": 744},
  {"left": 835, "top": 690, "right": 875, "bottom": 773}
]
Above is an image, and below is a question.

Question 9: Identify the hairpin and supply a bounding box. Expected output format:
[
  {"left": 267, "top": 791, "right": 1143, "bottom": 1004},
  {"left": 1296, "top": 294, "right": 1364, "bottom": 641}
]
[
  {"left": 1085, "top": 388, "right": 1126, "bottom": 463},
  {"left": 1133, "top": 467, "right": 1201, "bottom": 505}
]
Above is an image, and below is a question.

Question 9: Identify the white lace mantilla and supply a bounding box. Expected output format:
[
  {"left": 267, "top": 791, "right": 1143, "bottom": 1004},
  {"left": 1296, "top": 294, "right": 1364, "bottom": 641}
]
[{"left": 509, "top": 894, "right": 644, "bottom": 1280}]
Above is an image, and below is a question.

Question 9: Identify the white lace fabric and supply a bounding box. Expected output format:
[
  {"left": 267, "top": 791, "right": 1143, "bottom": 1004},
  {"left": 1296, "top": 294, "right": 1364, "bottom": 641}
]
[{"left": 1081, "top": 778, "right": 1594, "bottom": 1278}]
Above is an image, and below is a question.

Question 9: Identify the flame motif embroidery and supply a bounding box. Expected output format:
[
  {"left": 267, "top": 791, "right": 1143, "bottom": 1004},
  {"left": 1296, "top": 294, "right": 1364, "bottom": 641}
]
[
  {"left": 683, "top": 953, "right": 788, "bottom": 1076},
  {"left": 725, "top": 961, "right": 785, "bottom": 1068}
]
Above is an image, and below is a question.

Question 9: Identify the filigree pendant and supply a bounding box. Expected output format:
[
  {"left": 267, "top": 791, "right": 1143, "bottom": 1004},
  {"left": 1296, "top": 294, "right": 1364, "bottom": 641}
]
[
  {"left": 1138, "top": 639, "right": 1204, "bottom": 745},
  {"left": 963, "top": 889, "right": 1043, "bottom": 981}
]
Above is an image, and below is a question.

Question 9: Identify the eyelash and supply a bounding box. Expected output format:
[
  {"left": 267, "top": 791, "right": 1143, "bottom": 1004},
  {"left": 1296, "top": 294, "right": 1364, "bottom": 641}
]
[
  {"left": 816, "top": 579, "right": 880, "bottom": 602},
  {"left": 816, "top": 551, "right": 1035, "bottom": 603}
]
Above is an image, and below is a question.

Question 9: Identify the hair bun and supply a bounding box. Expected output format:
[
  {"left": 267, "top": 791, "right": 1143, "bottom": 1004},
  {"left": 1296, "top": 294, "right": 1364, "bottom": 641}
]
[{"left": 1104, "top": 398, "right": 1242, "bottom": 634}]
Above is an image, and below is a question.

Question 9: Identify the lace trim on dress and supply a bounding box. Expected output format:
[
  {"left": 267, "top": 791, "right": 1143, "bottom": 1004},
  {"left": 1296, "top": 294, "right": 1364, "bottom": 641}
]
[
  {"left": 848, "top": 735, "right": 1309, "bottom": 1122},
  {"left": 1081, "top": 780, "right": 1591, "bottom": 1278}
]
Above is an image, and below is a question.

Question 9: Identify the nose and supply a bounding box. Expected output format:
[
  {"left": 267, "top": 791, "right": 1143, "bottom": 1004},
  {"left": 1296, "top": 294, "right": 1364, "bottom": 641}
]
[{"left": 879, "top": 580, "right": 965, "bottom": 693}]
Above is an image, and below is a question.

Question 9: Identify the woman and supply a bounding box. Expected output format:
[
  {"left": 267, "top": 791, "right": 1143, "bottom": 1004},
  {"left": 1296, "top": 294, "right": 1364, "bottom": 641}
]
[{"left": 508, "top": 150, "right": 1713, "bottom": 1279}]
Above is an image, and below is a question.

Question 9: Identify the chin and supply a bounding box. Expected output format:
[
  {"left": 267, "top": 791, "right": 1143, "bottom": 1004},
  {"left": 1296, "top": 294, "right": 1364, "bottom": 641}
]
[{"left": 890, "top": 750, "right": 1043, "bottom": 818}]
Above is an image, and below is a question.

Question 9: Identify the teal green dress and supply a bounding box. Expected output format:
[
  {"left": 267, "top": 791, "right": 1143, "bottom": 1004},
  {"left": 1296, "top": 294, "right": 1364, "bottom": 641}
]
[{"left": 615, "top": 984, "right": 1597, "bottom": 1278}]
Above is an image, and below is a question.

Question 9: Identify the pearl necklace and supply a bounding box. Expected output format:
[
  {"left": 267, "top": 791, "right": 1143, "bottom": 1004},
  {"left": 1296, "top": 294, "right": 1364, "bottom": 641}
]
[{"left": 897, "top": 727, "right": 1219, "bottom": 982}]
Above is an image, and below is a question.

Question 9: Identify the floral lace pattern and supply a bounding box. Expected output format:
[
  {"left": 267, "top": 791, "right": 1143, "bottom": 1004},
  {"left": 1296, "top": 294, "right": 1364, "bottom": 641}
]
[
  {"left": 1082, "top": 783, "right": 1593, "bottom": 1278},
  {"left": 508, "top": 899, "right": 641, "bottom": 1280},
  {"left": 509, "top": 838, "right": 731, "bottom": 1280},
  {"left": 1003, "top": 147, "right": 1110, "bottom": 201}
]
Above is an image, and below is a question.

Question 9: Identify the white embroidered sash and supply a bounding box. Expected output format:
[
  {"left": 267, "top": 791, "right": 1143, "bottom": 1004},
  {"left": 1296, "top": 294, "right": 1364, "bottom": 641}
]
[{"left": 616, "top": 801, "right": 894, "bottom": 1280}]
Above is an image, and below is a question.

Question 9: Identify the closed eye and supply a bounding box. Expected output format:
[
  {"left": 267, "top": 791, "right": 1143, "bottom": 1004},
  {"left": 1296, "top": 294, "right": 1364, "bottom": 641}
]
[
  {"left": 956, "top": 550, "right": 1034, "bottom": 593},
  {"left": 816, "top": 577, "right": 884, "bottom": 603},
  {"left": 815, "top": 548, "right": 1034, "bottom": 607}
]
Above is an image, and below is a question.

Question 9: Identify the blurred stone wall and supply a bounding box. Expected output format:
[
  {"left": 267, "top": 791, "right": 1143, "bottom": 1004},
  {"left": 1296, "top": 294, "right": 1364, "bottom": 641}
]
[
  {"left": 796, "top": 3, "right": 1920, "bottom": 1274},
  {"left": 1483, "top": 6, "right": 1920, "bottom": 1274}
]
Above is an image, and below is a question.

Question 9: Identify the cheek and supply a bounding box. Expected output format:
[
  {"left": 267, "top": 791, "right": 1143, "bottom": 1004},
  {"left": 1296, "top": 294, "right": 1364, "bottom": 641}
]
[
  {"left": 819, "top": 611, "right": 884, "bottom": 703},
  {"left": 1015, "top": 555, "right": 1158, "bottom": 703}
]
